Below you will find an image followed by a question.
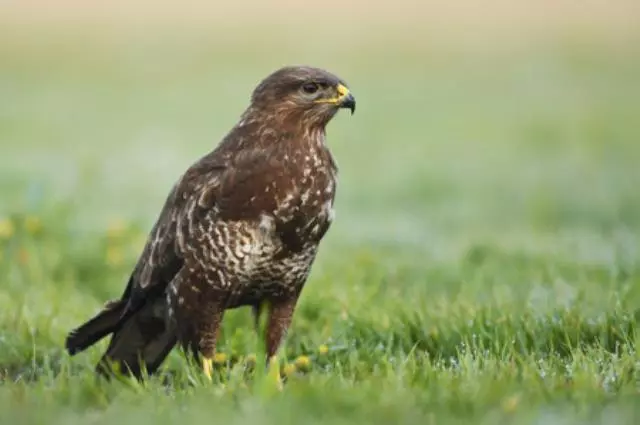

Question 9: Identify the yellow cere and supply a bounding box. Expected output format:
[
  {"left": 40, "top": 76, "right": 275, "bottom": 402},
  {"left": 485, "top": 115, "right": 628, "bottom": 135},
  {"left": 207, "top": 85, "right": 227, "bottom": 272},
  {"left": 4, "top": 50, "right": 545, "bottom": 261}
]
[
  {"left": 336, "top": 83, "right": 349, "bottom": 99},
  {"left": 314, "top": 83, "right": 350, "bottom": 105}
]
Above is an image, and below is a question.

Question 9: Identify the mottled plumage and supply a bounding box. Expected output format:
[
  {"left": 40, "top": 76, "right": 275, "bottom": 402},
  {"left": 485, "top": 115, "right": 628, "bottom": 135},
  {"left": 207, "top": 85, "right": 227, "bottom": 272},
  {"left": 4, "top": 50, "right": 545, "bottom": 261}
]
[{"left": 65, "top": 65, "right": 356, "bottom": 380}]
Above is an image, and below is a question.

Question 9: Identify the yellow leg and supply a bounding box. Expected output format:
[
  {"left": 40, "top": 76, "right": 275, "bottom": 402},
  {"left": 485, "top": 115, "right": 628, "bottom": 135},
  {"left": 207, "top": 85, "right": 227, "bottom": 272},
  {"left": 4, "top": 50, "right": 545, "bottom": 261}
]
[
  {"left": 267, "top": 355, "right": 283, "bottom": 391},
  {"left": 203, "top": 357, "right": 213, "bottom": 381}
]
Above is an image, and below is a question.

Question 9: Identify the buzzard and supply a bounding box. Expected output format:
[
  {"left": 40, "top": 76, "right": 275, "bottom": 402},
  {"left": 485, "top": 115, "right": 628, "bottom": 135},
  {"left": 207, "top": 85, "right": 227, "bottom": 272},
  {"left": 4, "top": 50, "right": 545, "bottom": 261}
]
[{"left": 65, "top": 65, "right": 356, "bottom": 380}]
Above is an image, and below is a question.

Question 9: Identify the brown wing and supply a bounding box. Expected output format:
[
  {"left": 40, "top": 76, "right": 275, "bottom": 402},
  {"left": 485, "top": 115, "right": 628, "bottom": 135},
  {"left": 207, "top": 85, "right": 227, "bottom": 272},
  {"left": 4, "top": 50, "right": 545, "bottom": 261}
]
[
  {"left": 64, "top": 156, "right": 226, "bottom": 368},
  {"left": 129, "top": 144, "right": 288, "bottom": 293},
  {"left": 122, "top": 158, "right": 228, "bottom": 314},
  {"left": 90, "top": 160, "right": 227, "bottom": 379},
  {"left": 66, "top": 139, "right": 290, "bottom": 378},
  {"left": 91, "top": 139, "right": 286, "bottom": 335}
]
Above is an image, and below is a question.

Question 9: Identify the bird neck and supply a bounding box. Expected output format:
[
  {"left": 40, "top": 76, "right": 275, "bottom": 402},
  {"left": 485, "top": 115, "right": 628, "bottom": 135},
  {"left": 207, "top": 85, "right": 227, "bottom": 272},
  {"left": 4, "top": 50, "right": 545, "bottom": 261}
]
[{"left": 234, "top": 107, "right": 328, "bottom": 149}]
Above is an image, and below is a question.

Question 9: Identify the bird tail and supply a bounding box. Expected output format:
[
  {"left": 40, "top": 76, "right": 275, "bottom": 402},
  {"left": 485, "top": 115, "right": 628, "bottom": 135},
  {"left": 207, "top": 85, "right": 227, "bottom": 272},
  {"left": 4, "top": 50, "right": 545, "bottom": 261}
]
[
  {"left": 66, "top": 296, "right": 177, "bottom": 380},
  {"left": 94, "top": 298, "right": 177, "bottom": 380},
  {"left": 65, "top": 299, "right": 128, "bottom": 355}
]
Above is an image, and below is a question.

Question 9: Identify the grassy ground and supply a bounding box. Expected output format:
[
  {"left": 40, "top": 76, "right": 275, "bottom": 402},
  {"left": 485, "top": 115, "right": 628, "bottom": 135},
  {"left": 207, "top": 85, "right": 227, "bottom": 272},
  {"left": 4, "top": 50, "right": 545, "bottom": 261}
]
[{"left": 1, "top": 30, "right": 640, "bottom": 424}]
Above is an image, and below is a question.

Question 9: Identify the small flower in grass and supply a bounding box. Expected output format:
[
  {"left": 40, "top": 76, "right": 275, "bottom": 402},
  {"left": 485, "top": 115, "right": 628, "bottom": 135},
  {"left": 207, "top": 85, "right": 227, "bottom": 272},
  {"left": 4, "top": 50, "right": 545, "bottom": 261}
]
[
  {"left": 106, "top": 246, "right": 123, "bottom": 267},
  {"left": 24, "top": 216, "right": 42, "bottom": 235},
  {"left": 18, "top": 248, "right": 29, "bottom": 265},
  {"left": 501, "top": 394, "right": 521, "bottom": 413},
  {"left": 107, "top": 219, "right": 127, "bottom": 240},
  {"left": 245, "top": 353, "right": 257, "bottom": 365},
  {"left": 213, "top": 352, "right": 228, "bottom": 365},
  {"left": 283, "top": 363, "right": 296, "bottom": 377},
  {"left": 294, "top": 355, "right": 311, "bottom": 371},
  {"left": 318, "top": 344, "right": 329, "bottom": 355},
  {"left": 0, "top": 218, "right": 14, "bottom": 240}
]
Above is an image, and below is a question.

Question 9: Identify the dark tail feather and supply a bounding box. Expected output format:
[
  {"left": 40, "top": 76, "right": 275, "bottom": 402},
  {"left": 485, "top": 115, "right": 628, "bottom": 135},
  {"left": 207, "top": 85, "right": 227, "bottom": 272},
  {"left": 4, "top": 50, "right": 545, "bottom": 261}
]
[
  {"left": 65, "top": 300, "right": 128, "bottom": 355},
  {"left": 95, "top": 299, "right": 177, "bottom": 380}
]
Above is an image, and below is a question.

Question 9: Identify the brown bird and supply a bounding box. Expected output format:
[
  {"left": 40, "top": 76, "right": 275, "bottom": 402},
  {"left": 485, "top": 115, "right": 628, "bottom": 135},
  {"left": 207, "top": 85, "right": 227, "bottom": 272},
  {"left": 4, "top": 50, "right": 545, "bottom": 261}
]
[{"left": 65, "top": 65, "right": 356, "bottom": 380}]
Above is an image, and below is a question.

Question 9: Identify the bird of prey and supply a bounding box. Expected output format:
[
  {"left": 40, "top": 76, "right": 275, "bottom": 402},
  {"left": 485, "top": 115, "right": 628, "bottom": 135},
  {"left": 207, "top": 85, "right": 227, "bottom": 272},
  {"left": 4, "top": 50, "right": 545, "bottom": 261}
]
[{"left": 65, "top": 65, "right": 356, "bottom": 381}]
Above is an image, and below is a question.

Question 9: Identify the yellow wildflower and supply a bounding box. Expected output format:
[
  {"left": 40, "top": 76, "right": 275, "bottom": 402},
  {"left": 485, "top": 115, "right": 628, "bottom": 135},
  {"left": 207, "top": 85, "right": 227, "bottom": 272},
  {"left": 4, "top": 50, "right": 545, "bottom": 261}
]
[
  {"left": 318, "top": 344, "right": 329, "bottom": 355},
  {"left": 501, "top": 394, "right": 521, "bottom": 413},
  {"left": 106, "top": 246, "right": 123, "bottom": 267},
  {"left": 18, "top": 249, "right": 29, "bottom": 265},
  {"left": 245, "top": 353, "right": 257, "bottom": 364},
  {"left": 0, "top": 218, "right": 14, "bottom": 239},
  {"left": 294, "top": 355, "right": 311, "bottom": 370},
  {"left": 106, "top": 219, "right": 127, "bottom": 239},
  {"left": 213, "top": 352, "right": 228, "bottom": 364},
  {"left": 24, "top": 216, "right": 42, "bottom": 235},
  {"left": 283, "top": 363, "right": 296, "bottom": 376}
]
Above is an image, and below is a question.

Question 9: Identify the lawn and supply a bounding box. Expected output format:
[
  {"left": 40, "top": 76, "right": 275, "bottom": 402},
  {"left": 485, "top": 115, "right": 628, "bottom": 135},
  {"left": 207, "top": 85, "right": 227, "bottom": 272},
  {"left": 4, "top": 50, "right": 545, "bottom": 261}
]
[{"left": 0, "top": 28, "right": 639, "bottom": 424}]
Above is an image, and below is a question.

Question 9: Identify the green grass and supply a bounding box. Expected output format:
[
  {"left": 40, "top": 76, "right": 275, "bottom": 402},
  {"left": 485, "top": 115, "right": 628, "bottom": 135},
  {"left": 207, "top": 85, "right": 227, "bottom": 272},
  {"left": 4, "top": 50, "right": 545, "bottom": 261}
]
[{"left": 1, "top": 35, "right": 640, "bottom": 424}]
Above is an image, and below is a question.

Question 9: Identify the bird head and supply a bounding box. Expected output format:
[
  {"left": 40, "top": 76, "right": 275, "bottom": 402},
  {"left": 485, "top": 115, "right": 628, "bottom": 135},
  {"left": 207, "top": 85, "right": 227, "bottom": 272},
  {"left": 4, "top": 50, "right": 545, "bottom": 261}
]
[{"left": 249, "top": 66, "right": 356, "bottom": 129}]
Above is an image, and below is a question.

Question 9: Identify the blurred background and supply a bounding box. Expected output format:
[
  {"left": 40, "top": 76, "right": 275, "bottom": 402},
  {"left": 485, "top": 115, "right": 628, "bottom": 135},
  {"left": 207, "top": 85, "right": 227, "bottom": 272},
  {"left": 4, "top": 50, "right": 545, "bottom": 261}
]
[{"left": 1, "top": 0, "right": 640, "bottom": 260}]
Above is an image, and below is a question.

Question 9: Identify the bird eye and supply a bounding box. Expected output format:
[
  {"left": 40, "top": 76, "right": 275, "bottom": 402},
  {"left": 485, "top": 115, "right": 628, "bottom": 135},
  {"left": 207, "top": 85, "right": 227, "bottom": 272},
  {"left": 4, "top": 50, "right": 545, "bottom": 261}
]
[{"left": 301, "top": 83, "right": 319, "bottom": 94}]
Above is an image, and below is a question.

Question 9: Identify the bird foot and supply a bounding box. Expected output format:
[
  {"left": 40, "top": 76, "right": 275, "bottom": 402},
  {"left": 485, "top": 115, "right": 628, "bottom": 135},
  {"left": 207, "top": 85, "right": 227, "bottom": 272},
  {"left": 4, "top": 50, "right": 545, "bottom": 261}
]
[
  {"left": 203, "top": 357, "right": 213, "bottom": 381},
  {"left": 267, "top": 355, "right": 283, "bottom": 391}
]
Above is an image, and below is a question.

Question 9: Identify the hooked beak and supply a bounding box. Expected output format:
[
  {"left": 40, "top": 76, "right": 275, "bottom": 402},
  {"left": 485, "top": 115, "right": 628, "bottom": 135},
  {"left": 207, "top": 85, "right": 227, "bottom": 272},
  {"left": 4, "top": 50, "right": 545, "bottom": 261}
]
[
  {"left": 315, "top": 83, "right": 356, "bottom": 115},
  {"left": 336, "top": 83, "right": 356, "bottom": 115},
  {"left": 339, "top": 93, "right": 356, "bottom": 114}
]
